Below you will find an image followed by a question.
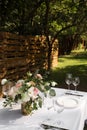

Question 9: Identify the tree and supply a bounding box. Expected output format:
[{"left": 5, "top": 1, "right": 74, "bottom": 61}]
[{"left": 0, "top": 0, "right": 87, "bottom": 69}]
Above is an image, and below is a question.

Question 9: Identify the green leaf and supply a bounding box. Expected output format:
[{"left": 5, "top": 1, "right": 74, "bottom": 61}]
[
  {"left": 33, "top": 102, "right": 38, "bottom": 110},
  {"left": 49, "top": 89, "right": 56, "bottom": 97},
  {"left": 38, "top": 98, "right": 42, "bottom": 108}
]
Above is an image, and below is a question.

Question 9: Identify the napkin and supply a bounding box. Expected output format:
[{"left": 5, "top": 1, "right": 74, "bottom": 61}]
[
  {"left": 41, "top": 118, "right": 69, "bottom": 130},
  {"left": 41, "top": 123, "right": 69, "bottom": 130},
  {"left": 65, "top": 92, "right": 83, "bottom": 97}
]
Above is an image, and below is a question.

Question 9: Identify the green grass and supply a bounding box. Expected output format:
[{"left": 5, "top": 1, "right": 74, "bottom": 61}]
[{"left": 49, "top": 49, "right": 87, "bottom": 92}]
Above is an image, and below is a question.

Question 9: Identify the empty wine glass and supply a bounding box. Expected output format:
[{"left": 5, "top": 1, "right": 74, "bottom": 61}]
[
  {"left": 53, "top": 98, "right": 64, "bottom": 125},
  {"left": 65, "top": 73, "right": 72, "bottom": 91},
  {"left": 43, "top": 93, "right": 53, "bottom": 110},
  {"left": 53, "top": 99, "right": 64, "bottom": 113},
  {"left": 72, "top": 77, "right": 80, "bottom": 92}
]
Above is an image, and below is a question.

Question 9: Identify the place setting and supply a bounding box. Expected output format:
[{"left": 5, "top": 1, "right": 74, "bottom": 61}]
[
  {"left": 64, "top": 73, "right": 84, "bottom": 98},
  {"left": 39, "top": 107, "right": 69, "bottom": 130},
  {"left": 39, "top": 95, "right": 70, "bottom": 130},
  {"left": 54, "top": 74, "right": 84, "bottom": 110},
  {"left": 38, "top": 73, "right": 86, "bottom": 130}
]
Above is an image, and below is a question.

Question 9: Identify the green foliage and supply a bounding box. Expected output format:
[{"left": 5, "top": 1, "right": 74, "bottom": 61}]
[
  {"left": 0, "top": 0, "right": 87, "bottom": 37},
  {"left": 0, "top": 0, "right": 87, "bottom": 69},
  {"left": 3, "top": 96, "right": 14, "bottom": 107}
]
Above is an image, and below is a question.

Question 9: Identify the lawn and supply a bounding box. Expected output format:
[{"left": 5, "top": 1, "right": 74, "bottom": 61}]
[{"left": 49, "top": 49, "right": 87, "bottom": 92}]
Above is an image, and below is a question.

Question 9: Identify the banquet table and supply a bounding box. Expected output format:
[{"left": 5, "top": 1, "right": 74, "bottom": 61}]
[{"left": 0, "top": 88, "right": 87, "bottom": 130}]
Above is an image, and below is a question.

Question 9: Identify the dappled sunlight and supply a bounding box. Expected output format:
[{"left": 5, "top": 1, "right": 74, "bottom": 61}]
[{"left": 49, "top": 50, "right": 87, "bottom": 92}]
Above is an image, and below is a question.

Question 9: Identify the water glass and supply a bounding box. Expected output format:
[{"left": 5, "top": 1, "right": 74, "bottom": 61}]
[
  {"left": 53, "top": 99, "right": 64, "bottom": 113},
  {"left": 72, "top": 77, "right": 80, "bottom": 92},
  {"left": 65, "top": 73, "right": 72, "bottom": 90}
]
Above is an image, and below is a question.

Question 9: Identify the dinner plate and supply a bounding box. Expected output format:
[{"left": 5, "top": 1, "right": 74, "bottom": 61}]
[{"left": 56, "top": 95, "right": 79, "bottom": 109}]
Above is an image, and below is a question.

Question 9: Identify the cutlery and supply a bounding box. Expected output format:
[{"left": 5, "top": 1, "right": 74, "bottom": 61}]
[
  {"left": 65, "top": 92, "right": 83, "bottom": 97},
  {"left": 41, "top": 124, "right": 69, "bottom": 130}
]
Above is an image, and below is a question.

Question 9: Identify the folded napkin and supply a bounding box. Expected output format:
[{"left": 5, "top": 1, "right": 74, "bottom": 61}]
[
  {"left": 41, "top": 123, "right": 69, "bottom": 130},
  {"left": 41, "top": 118, "right": 69, "bottom": 130},
  {"left": 65, "top": 92, "right": 83, "bottom": 97}
]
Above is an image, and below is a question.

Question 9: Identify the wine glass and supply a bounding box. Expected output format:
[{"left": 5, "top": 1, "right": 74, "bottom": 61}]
[
  {"left": 53, "top": 99, "right": 64, "bottom": 113},
  {"left": 53, "top": 98, "right": 64, "bottom": 125},
  {"left": 72, "top": 77, "right": 80, "bottom": 92},
  {"left": 65, "top": 73, "right": 72, "bottom": 91},
  {"left": 43, "top": 89, "right": 56, "bottom": 110}
]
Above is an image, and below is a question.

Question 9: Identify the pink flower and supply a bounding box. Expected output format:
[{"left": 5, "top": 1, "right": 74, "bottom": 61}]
[
  {"left": 15, "top": 79, "right": 24, "bottom": 88},
  {"left": 15, "top": 82, "right": 22, "bottom": 88},
  {"left": 34, "top": 87, "right": 39, "bottom": 96},
  {"left": 27, "top": 87, "right": 39, "bottom": 100},
  {"left": 36, "top": 74, "right": 43, "bottom": 79}
]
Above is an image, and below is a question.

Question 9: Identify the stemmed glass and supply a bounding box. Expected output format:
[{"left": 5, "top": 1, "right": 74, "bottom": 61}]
[
  {"left": 43, "top": 91, "right": 54, "bottom": 110},
  {"left": 72, "top": 77, "right": 80, "bottom": 92},
  {"left": 53, "top": 98, "right": 64, "bottom": 125},
  {"left": 53, "top": 99, "right": 64, "bottom": 113},
  {"left": 65, "top": 73, "right": 72, "bottom": 91}
]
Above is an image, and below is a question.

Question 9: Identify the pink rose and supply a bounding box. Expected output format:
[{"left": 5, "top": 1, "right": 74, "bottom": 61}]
[
  {"left": 33, "top": 87, "right": 39, "bottom": 96},
  {"left": 36, "top": 74, "right": 43, "bottom": 79},
  {"left": 15, "top": 82, "right": 22, "bottom": 88},
  {"left": 15, "top": 80, "right": 24, "bottom": 88}
]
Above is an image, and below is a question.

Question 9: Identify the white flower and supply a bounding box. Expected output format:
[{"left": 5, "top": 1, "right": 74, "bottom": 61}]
[
  {"left": 27, "top": 87, "right": 38, "bottom": 100},
  {"left": 22, "top": 92, "right": 30, "bottom": 102},
  {"left": 40, "top": 84, "right": 45, "bottom": 90},
  {"left": 26, "top": 81, "right": 35, "bottom": 87},
  {"left": 27, "top": 72, "right": 32, "bottom": 77},
  {"left": 17, "top": 79, "right": 24, "bottom": 84},
  {"left": 1, "top": 79, "right": 8, "bottom": 85},
  {"left": 51, "top": 81, "right": 57, "bottom": 87},
  {"left": 45, "top": 82, "right": 50, "bottom": 86},
  {"left": 8, "top": 87, "right": 16, "bottom": 98},
  {"left": 28, "top": 87, "right": 34, "bottom": 96}
]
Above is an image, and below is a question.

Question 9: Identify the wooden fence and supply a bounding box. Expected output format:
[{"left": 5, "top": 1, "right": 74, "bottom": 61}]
[{"left": 0, "top": 32, "right": 58, "bottom": 92}]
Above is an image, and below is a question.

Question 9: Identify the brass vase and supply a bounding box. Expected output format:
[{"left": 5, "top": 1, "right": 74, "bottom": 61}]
[{"left": 21, "top": 102, "right": 32, "bottom": 116}]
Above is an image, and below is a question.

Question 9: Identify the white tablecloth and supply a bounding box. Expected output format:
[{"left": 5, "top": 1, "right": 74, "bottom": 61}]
[{"left": 0, "top": 88, "right": 87, "bottom": 130}]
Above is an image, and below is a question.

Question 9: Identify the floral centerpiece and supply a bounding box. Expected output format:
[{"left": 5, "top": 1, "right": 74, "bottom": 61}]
[{"left": 1, "top": 71, "right": 57, "bottom": 115}]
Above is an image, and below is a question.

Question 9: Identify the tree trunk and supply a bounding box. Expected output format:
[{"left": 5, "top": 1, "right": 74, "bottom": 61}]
[{"left": 47, "top": 41, "right": 52, "bottom": 70}]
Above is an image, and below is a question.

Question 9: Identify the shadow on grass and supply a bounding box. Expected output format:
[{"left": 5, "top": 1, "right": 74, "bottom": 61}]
[
  {"left": 49, "top": 64, "right": 87, "bottom": 92},
  {"left": 59, "top": 51, "right": 87, "bottom": 62}
]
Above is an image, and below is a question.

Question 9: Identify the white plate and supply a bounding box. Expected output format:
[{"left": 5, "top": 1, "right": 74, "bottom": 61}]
[{"left": 56, "top": 95, "right": 79, "bottom": 109}]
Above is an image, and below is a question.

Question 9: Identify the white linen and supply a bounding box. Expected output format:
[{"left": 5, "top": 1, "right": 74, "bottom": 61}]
[{"left": 0, "top": 88, "right": 87, "bottom": 130}]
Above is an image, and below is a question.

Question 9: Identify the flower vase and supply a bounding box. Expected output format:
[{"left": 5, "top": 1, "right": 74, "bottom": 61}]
[{"left": 21, "top": 102, "right": 32, "bottom": 116}]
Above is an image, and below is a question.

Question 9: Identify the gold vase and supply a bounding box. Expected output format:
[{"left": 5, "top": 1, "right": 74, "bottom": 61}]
[{"left": 21, "top": 102, "right": 32, "bottom": 116}]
